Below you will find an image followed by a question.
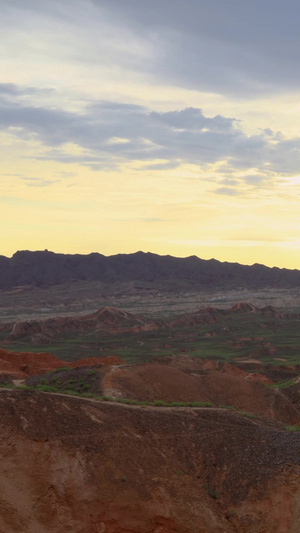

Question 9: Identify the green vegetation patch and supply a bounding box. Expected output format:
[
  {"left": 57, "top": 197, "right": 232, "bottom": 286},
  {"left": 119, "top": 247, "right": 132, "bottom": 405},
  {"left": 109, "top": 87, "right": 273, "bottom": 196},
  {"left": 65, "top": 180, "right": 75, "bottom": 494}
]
[
  {"left": 285, "top": 425, "right": 300, "bottom": 431},
  {"left": 204, "top": 484, "right": 220, "bottom": 500},
  {"left": 3, "top": 305, "right": 300, "bottom": 366},
  {"left": 240, "top": 411, "right": 257, "bottom": 419},
  {"left": 268, "top": 379, "right": 296, "bottom": 389},
  {"left": 25, "top": 366, "right": 101, "bottom": 395}
]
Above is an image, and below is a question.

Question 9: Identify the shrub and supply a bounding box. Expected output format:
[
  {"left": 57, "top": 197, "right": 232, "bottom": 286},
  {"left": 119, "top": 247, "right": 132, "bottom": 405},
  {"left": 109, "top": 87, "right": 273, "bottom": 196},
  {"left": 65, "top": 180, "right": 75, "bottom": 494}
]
[
  {"left": 78, "top": 383, "right": 91, "bottom": 392},
  {"left": 240, "top": 411, "right": 257, "bottom": 419},
  {"left": 0, "top": 382, "right": 11, "bottom": 388},
  {"left": 51, "top": 366, "right": 71, "bottom": 373},
  {"left": 192, "top": 401, "right": 213, "bottom": 407},
  {"left": 204, "top": 484, "right": 220, "bottom": 500},
  {"left": 268, "top": 379, "right": 295, "bottom": 389}
]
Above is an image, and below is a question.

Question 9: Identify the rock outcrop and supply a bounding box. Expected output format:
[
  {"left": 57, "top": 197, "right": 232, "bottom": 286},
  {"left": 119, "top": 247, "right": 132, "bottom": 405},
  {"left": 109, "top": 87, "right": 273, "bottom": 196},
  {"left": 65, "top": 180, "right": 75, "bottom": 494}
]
[{"left": 9, "top": 307, "right": 161, "bottom": 341}]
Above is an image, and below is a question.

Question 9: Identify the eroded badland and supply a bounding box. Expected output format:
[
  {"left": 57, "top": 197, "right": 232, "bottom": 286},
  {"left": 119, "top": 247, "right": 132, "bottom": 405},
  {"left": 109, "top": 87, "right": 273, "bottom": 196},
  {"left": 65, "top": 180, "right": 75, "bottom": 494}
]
[{"left": 1, "top": 252, "right": 300, "bottom": 532}]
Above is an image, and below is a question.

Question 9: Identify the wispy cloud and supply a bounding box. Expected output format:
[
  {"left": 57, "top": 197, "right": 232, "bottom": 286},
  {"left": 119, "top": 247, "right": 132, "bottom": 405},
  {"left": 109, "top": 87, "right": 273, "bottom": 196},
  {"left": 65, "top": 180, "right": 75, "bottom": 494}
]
[{"left": 20, "top": 177, "right": 61, "bottom": 187}]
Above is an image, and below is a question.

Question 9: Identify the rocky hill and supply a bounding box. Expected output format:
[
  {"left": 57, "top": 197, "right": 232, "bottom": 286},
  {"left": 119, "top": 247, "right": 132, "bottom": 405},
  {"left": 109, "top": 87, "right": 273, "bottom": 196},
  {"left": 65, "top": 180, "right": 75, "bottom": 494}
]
[
  {"left": 1, "top": 350, "right": 300, "bottom": 531},
  {"left": 8, "top": 306, "right": 158, "bottom": 342},
  {"left": 0, "top": 303, "right": 286, "bottom": 344},
  {"left": 1, "top": 249, "right": 300, "bottom": 290},
  {"left": 1, "top": 388, "right": 300, "bottom": 532}
]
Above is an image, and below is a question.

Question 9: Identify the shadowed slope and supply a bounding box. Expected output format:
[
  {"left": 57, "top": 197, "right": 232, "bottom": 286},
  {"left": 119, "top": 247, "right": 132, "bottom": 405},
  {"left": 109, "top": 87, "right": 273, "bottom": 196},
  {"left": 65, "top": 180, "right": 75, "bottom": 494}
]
[{"left": 1, "top": 250, "right": 300, "bottom": 289}]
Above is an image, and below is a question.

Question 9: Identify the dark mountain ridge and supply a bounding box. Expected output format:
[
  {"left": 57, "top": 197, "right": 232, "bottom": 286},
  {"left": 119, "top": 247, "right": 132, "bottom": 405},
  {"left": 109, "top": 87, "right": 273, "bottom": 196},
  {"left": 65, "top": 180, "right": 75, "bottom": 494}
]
[{"left": 1, "top": 249, "right": 300, "bottom": 290}]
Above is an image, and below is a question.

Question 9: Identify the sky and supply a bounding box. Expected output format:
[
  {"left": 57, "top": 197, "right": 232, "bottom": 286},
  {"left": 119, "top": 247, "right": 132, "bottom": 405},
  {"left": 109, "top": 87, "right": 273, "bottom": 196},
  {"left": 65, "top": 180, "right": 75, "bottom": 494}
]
[{"left": 1, "top": 0, "right": 300, "bottom": 268}]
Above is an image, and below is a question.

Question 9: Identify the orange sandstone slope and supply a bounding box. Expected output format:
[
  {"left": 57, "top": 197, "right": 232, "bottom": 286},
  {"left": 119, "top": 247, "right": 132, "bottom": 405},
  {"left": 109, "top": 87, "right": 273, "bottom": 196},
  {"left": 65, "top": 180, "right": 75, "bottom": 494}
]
[{"left": 0, "top": 389, "right": 300, "bottom": 533}]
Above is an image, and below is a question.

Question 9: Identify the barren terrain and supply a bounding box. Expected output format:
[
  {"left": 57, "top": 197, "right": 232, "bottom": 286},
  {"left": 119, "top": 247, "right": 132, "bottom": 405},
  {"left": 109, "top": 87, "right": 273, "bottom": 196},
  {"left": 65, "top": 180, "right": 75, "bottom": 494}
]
[
  {"left": 1, "top": 387, "right": 300, "bottom": 532},
  {"left": 2, "top": 298, "right": 300, "bottom": 367},
  {"left": 1, "top": 258, "right": 300, "bottom": 531}
]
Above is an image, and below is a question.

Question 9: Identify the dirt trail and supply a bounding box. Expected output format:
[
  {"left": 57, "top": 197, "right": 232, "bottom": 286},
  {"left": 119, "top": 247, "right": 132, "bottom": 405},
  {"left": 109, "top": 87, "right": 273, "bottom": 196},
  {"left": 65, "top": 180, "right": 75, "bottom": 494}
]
[
  {"left": 0, "top": 387, "right": 282, "bottom": 429},
  {"left": 101, "top": 364, "right": 124, "bottom": 398}
]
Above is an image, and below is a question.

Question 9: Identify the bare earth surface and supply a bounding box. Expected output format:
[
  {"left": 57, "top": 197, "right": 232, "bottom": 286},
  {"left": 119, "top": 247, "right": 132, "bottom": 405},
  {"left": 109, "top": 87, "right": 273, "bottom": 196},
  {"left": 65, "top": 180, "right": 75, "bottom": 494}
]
[
  {"left": 1, "top": 281, "right": 300, "bottom": 531},
  {"left": 1, "top": 389, "right": 300, "bottom": 533}
]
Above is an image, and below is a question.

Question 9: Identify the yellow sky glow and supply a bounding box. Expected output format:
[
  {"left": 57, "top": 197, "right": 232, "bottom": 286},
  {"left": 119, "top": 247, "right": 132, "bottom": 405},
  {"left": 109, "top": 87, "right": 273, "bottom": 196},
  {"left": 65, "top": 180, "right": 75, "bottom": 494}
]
[{"left": 1, "top": 1, "right": 300, "bottom": 270}]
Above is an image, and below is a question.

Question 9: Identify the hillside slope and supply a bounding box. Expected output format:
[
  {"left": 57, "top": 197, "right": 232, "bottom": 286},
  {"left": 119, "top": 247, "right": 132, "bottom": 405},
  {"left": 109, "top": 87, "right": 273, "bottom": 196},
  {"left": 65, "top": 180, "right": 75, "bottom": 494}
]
[{"left": 0, "top": 390, "right": 300, "bottom": 533}]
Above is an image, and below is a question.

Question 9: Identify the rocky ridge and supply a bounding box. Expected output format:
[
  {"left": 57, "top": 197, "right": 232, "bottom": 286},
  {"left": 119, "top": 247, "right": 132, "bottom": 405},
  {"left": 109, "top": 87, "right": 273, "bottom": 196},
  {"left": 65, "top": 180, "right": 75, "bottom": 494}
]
[
  {"left": 2, "top": 249, "right": 300, "bottom": 290},
  {"left": 0, "top": 303, "right": 286, "bottom": 343}
]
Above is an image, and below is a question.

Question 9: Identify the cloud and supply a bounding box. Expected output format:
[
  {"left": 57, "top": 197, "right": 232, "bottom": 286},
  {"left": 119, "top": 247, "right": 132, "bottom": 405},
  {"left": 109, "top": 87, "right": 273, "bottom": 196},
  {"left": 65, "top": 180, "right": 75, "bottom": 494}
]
[
  {"left": 242, "top": 175, "right": 265, "bottom": 185},
  {"left": 150, "top": 108, "right": 239, "bottom": 132},
  {"left": 214, "top": 187, "right": 239, "bottom": 196},
  {"left": 20, "top": 177, "right": 61, "bottom": 187},
  {"left": 0, "top": 83, "right": 53, "bottom": 98},
  {"left": 1, "top": 85, "right": 300, "bottom": 185},
  {"left": 221, "top": 178, "right": 239, "bottom": 186},
  {"left": 2, "top": 1, "right": 300, "bottom": 99},
  {"left": 142, "top": 161, "right": 181, "bottom": 171},
  {"left": 89, "top": 0, "right": 300, "bottom": 97}
]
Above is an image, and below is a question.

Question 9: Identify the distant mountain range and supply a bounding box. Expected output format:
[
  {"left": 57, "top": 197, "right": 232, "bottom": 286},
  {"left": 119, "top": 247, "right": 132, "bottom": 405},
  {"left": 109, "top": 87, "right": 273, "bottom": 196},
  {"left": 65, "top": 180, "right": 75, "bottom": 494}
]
[{"left": 1, "top": 250, "right": 300, "bottom": 290}]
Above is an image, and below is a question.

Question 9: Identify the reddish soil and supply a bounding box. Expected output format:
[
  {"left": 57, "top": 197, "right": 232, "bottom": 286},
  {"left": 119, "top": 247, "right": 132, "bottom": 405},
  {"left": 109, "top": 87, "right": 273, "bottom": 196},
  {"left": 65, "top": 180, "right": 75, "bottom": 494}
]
[
  {"left": 0, "top": 390, "right": 300, "bottom": 532},
  {"left": 1, "top": 347, "right": 299, "bottom": 425},
  {"left": 0, "top": 348, "right": 65, "bottom": 378},
  {"left": 102, "top": 356, "right": 300, "bottom": 425},
  {"left": 0, "top": 348, "right": 124, "bottom": 379},
  {"left": 0, "top": 348, "right": 300, "bottom": 531}
]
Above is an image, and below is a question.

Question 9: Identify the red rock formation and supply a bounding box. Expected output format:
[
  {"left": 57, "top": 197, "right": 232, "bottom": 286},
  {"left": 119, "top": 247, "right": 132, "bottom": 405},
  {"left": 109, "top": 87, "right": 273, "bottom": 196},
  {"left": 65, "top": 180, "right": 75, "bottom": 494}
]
[
  {"left": 0, "top": 348, "right": 124, "bottom": 379},
  {"left": 0, "top": 347, "right": 65, "bottom": 377}
]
